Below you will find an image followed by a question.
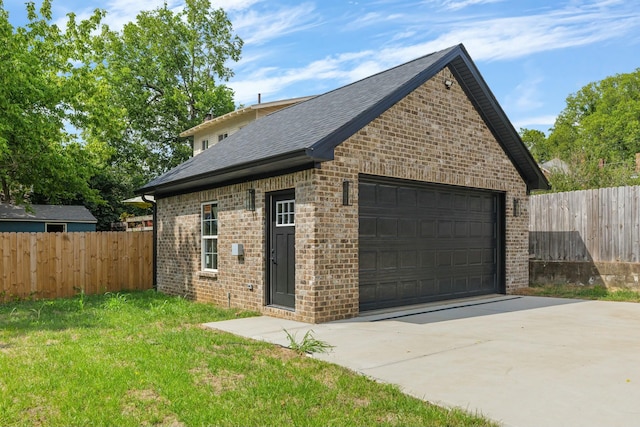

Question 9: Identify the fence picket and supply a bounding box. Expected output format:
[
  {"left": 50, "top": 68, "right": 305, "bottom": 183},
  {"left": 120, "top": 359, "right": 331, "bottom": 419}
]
[
  {"left": 0, "top": 231, "right": 152, "bottom": 301},
  {"left": 530, "top": 186, "right": 640, "bottom": 263}
]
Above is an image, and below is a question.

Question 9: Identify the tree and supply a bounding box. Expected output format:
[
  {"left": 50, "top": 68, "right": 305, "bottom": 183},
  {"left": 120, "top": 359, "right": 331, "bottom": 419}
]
[
  {"left": 520, "top": 128, "right": 551, "bottom": 163},
  {"left": 96, "top": 0, "right": 242, "bottom": 182},
  {"left": 525, "top": 68, "right": 640, "bottom": 192},
  {"left": 0, "top": 0, "right": 105, "bottom": 205},
  {"left": 549, "top": 69, "right": 640, "bottom": 165}
]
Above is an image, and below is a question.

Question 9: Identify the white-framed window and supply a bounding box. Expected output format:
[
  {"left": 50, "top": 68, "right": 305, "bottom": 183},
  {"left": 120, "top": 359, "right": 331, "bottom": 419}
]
[
  {"left": 218, "top": 133, "right": 228, "bottom": 142},
  {"left": 201, "top": 202, "right": 218, "bottom": 271},
  {"left": 46, "top": 223, "right": 66, "bottom": 232},
  {"left": 201, "top": 139, "right": 209, "bottom": 151},
  {"left": 276, "top": 200, "right": 295, "bottom": 226}
]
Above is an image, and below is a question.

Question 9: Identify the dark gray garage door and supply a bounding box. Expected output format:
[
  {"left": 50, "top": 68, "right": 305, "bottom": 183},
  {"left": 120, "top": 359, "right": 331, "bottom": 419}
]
[{"left": 359, "top": 176, "right": 504, "bottom": 311}]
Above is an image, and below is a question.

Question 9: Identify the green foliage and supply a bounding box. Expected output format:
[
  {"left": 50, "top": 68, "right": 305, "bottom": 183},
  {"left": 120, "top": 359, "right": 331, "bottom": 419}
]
[
  {"left": 0, "top": 0, "right": 242, "bottom": 229},
  {"left": 544, "top": 158, "right": 640, "bottom": 192},
  {"left": 550, "top": 69, "right": 640, "bottom": 163},
  {"left": 519, "top": 284, "right": 640, "bottom": 302},
  {"left": 0, "top": 0, "right": 105, "bottom": 205},
  {"left": 0, "top": 291, "right": 494, "bottom": 427},
  {"left": 283, "top": 328, "right": 334, "bottom": 355},
  {"left": 522, "top": 68, "right": 640, "bottom": 192},
  {"left": 520, "top": 128, "right": 551, "bottom": 163},
  {"left": 97, "top": 0, "right": 242, "bottom": 181}
]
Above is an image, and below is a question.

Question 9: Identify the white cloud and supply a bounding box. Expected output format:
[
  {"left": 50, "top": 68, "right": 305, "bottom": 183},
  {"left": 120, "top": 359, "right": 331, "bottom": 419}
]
[
  {"left": 441, "top": 0, "right": 505, "bottom": 11},
  {"left": 346, "top": 11, "right": 404, "bottom": 30},
  {"left": 53, "top": 0, "right": 182, "bottom": 31},
  {"left": 231, "top": 51, "right": 375, "bottom": 102},
  {"left": 232, "top": 2, "right": 320, "bottom": 46},
  {"left": 196, "top": 0, "right": 640, "bottom": 110},
  {"left": 512, "top": 115, "right": 557, "bottom": 130},
  {"left": 505, "top": 74, "right": 545, "bottom": 112},
  {"left": 231, "top": 1, "right": 639, "bottom": 105},
  {"left": 211, "top": 0, "right": 262, "bottom": 12}
]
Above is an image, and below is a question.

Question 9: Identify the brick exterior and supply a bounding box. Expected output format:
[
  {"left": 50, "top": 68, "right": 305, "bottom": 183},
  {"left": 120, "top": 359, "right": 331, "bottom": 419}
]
[{"left": 156, "top": 67, "right": 529, "bottom": 323}]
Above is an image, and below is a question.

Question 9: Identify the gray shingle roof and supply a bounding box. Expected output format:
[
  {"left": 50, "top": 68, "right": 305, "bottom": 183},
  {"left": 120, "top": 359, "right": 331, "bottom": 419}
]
[
  {"left": 138, "top": 44, "right": 548, "bottom": 196},
  {"left": 0, "top": 204, "right": 97, "bottom": 223}
]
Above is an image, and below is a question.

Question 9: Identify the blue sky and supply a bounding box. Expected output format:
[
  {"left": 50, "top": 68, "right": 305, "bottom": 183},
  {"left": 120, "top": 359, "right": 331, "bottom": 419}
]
[{"left": 5, "top": 0, "right": 640, "bottom": 134}]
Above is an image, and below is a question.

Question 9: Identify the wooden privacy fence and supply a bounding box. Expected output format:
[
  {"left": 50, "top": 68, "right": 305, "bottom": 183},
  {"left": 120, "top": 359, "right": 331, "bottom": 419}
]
[
  {"left": 0, "top": 231, "right": 153, "bottom": 301},
  {"left": 530, "top": 186, "right": 640, "bottom": 262}
]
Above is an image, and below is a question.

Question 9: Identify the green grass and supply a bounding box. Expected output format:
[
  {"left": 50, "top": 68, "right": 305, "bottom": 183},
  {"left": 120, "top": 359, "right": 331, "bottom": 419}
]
[
  {"left": 515, "top": 284, "right": 640, "bottom": 302},
  {"left": 0, "top": 290, "right": 495, "bottom": 427}
]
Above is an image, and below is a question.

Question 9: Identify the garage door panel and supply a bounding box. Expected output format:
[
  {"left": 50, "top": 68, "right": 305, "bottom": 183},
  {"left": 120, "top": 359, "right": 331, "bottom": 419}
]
[
  {"left": 359, "top": 283, "right": 377, "bottom": 304},
  {"left": 398, "top": 188, "right": 417, "bottom": 206},
  {"left": 378, "top": 281, "right": 398, "bottom": 301},
  {"left": 360, "top": 251, "right": 377, "bottom": 270},
  {"left": 359, "top": 216, "right": 377, "bottom": 237},
  {"left": 420, "top": 250, "right": 436, "bottom": 268},
  {"left": 359, "top": 177, "right": 502, "bottom": 311},
  {"left": 420, "top": 220, "right": 436, "bottom": 237},
  {"left": 398, "top": 219, "right": 417, "bottom": 237},
  {"left": 454, "top": 250, "right": 468, "bottom": 266},
  {"left": 420, "top": 279, "right": 438, "bottom": 296},
  {"left": 453, "top": 277, "right": 468, "bottom": 293},
  {"left": 380, "top": 251, "right": 398, "bottom": 269},
  {"left": 378, "top": 185, "right": 397, "bottom": 205},
  {"left": 418, "top": 189, "right": 437, "bottom": 207},
  {"left": 437, "top": 221, "right": 453, "bottom": 237},
  {"left": 399, "top": 250, "right": 417, "bottom": 268},
  {"left": 378, "top": 218, "right": 398, "bottom": 237},
  {"left": 437, "top": 251, "right": 452, "bottom": 266},
  {"left": 360, "top": 183, "right": 377, "bottom": 204}
]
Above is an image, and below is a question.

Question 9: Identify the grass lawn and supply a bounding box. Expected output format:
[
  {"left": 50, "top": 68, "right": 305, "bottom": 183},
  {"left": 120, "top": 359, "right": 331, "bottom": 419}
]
[
  {"left": 0, "top": 291, "right": 494, "bottom": 427},
  {"left": 514, "top": 283, "right": 640, "bottom": 302}
]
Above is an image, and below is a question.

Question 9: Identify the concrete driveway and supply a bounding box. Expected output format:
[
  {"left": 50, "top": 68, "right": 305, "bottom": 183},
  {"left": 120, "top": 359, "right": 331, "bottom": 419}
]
[{"left": 205, "top": 295, "right": 640, "bottom": 427}]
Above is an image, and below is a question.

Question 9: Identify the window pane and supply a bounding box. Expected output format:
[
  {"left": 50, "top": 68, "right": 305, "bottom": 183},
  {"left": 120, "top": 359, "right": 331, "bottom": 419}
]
[
  {"left": 203, "top": 238, "right": 218, "bottom": 269},
  {"left": 202, "top": 202, "right": 218, "bottom": 270},
  {"left": 275, "top": 200, "right": 295, "bottom": 226}
]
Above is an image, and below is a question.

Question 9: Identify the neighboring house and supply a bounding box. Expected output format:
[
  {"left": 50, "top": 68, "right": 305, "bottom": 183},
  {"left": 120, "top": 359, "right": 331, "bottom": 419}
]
[
  {"left": 539, "top": 158, "right": 570, "bottom": 176},
  {"left": 0, "top": 204, "right": 97, "bottom": 232},
  {"left": 122, "top": 196, "right": 154, "bottom": 231},
  {"left": 183, "top": 96, "right": 314, "bottom": 157},
  {"left": 138, "top": 44, "right": 549, "bottom": 324}
]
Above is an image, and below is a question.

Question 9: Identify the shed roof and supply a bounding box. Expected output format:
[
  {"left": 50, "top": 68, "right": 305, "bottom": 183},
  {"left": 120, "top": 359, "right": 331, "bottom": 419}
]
[
  {"left": 138, "top": 44, "right": 549, "bottom": 196},
  {"left": 0, "top": 204, "right": 97, "bottom": 223}
]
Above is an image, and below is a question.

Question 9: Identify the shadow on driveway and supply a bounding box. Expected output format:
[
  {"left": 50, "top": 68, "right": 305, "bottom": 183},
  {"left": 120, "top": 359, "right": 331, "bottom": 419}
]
[{"left": 337, "top": 294, "right": 583, "bottom": 325}]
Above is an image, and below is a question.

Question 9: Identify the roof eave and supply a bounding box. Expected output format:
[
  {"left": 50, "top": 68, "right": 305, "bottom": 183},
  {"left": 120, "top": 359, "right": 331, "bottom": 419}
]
[
  {"left": 137, "top": 148, "right": 329, "bottom": 197},
  {"left": 311, "top": 47, "right": 462, "bottom": 160},
  {"left": 447, "top": 46, "right": 549, "bottom": 192}
]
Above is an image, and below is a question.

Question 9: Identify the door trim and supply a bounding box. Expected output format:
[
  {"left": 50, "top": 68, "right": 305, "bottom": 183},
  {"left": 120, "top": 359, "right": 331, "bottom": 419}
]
[{"left": 265, "top": 189, "right": 296, "bottom": 309}]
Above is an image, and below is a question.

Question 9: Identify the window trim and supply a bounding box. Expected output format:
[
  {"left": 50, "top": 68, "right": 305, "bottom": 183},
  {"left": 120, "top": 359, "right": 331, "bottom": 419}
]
[
  {"left": 46, "top": 223, "right": 67, "bottom": 233},
  {"left": 275, "top": 199, "right": 295, "bottom": 227},
  {"left": 201, "top": 139, "right": 209, "bottom": 151},
  {"left": 218, "top": 133, "right": 228, "bottom": 142},
  {"left": 201, "top": 202, "right": 218, "bottom": 272}
]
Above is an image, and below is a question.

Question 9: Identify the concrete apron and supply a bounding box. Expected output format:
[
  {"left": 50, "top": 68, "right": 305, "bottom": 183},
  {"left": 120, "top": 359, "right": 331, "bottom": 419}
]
[{"left": 204, "top": 295, "right": 640, "bottom": 427}]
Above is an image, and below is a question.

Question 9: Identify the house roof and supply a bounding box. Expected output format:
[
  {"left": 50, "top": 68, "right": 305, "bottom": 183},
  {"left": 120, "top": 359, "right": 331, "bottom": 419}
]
[
  {"left": 540, "top": 158, "right": 570, "bottom": 175},
  {"left": 138, "top": 44, "right": 549, "bottom": 197},
  {"left": 179, "top": 96, "right": 315, "bottom": 138},
  {"left": 0, "top": 204, "right": 97, "bottom": 223}
]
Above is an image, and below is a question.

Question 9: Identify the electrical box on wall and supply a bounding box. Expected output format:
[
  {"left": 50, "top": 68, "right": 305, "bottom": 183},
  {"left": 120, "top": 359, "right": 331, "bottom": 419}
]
[{"left": 231, "top": 243, "right": 244, "bottom": 256}]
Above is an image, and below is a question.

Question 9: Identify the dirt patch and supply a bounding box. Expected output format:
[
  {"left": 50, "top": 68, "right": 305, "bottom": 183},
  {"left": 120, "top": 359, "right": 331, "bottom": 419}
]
[
  {"left": 190, "top": 367, "right": 244, "bottom": 394},
  {"left": 254, "top": 345, "right": 300, "bottom": 362},
  {"left": 122, "top": 388, "right": 177, "bottom": 425},
  {"left": 22, "top": 396, "right": 61, "bottom": 427}
]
